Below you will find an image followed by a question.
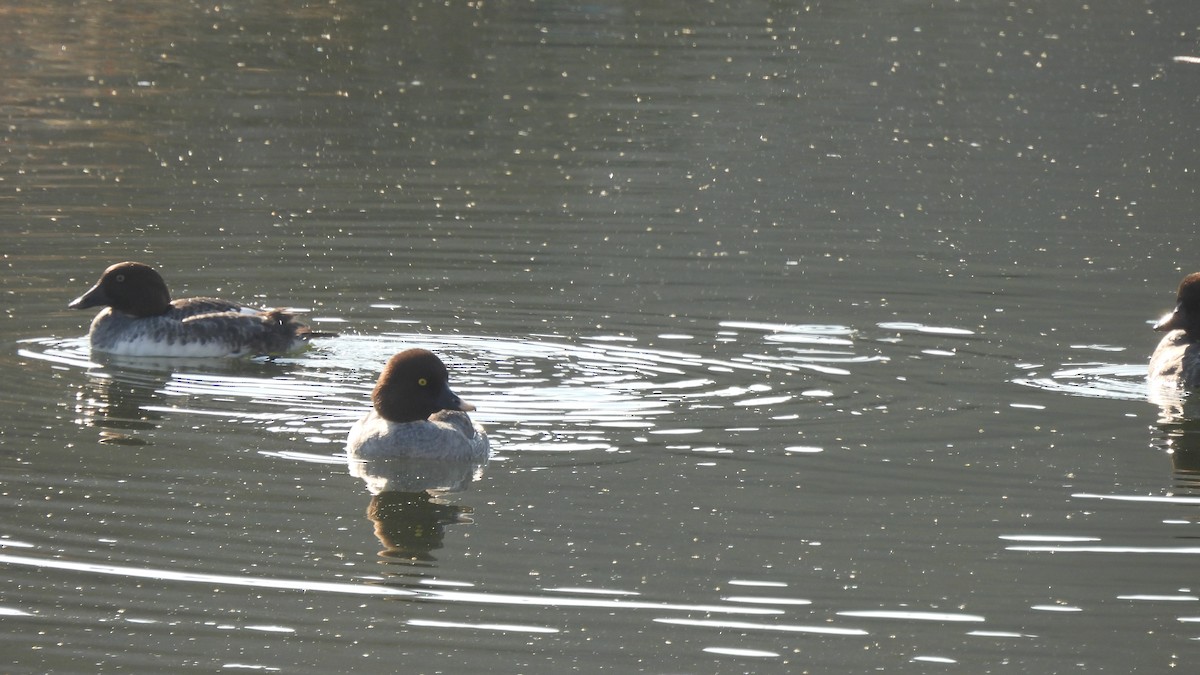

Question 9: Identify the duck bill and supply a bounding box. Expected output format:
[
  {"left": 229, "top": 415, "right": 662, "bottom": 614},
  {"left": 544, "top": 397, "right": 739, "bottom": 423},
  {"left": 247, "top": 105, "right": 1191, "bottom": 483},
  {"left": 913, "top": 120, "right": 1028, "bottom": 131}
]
[
  {"left": 68, "top": 283, "right": 107, "bottom": 310},
  {"left": 436, "top": 384, "right": 475, "bottom": 412},
  {"left": 1154, "top": 304, "right": 1184, "bottom": 332}
]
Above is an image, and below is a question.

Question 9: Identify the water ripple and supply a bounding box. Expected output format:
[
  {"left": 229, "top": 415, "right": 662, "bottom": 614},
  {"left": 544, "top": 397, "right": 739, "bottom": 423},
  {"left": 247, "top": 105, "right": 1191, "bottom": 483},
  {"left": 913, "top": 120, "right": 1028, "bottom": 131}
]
[
  {"left": 0, "top": 552, "right": 784, "bottom": 616},
  {"left": 19, "top": 323, "right": 897, "bottom": 456},
  {"left": 1012, "top": 362, "right": 1147, "bottom": 401}
]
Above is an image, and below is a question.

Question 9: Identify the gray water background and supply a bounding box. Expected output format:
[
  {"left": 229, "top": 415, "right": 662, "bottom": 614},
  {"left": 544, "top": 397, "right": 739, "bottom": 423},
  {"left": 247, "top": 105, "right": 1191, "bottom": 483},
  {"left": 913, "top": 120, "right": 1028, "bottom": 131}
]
[{"left": 3, "top": 1, "right": 1200, "bottom": 672}]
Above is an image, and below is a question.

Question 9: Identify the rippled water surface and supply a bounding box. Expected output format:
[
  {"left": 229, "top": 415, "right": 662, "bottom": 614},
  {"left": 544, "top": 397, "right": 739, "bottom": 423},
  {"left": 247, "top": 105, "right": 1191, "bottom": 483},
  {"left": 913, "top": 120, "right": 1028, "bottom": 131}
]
[{"left": 3, "top": 0, "right": 1200, "bottom": 672}]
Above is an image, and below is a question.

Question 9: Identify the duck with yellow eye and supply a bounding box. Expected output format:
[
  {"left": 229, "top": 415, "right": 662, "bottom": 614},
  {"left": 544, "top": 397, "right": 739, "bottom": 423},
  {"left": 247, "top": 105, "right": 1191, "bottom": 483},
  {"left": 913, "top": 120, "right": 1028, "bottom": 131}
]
[{"left": 346, "top": 348, "right": 489, "bottom": 463}]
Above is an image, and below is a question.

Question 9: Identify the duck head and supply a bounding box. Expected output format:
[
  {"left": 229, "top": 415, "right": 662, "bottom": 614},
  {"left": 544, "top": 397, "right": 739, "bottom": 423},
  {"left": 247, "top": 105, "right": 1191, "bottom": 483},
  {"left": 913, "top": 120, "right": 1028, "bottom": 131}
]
[
  {"left": 372, "top": 348, "right": 475, "bottom": 423},
  {"left": 69, "top": 261, "right": 172, "bottom": 318}
]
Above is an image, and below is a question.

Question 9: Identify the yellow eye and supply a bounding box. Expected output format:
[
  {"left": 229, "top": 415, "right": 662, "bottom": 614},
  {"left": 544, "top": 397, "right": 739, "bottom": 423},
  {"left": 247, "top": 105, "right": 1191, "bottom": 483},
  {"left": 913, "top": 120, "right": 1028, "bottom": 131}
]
[{"left": 418, "top": 378, "right": 428, "bottom": 387}]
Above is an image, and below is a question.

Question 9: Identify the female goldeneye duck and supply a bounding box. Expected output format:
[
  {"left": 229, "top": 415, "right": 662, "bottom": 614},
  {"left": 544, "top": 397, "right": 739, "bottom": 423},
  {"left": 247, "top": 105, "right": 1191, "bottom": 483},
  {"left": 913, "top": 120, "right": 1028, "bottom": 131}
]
[
  {"left": 346, "top": 348, "right": 489, "bottom": 463},
  {"left": 1149, "top": 272, "right": 1200, "bottom": 388},
  {"left": 68, "top": 261, "right": 330, "bottom": 358}
]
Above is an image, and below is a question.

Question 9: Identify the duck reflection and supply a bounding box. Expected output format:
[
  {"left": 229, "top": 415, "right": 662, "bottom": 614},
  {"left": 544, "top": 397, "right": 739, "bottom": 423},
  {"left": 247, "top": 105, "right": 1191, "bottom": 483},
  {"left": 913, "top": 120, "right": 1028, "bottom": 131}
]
[
  {"left": 350, "top": 454, "right": 486, "bottom": 564},
  {"left": 1149, "top": 385, "right": 1200, "bottom": 488},
  {"left": 73, "top": 353, "right": 284, "bottom": 444},
  {"left": 73, "top": 367, "right": 166, "bottom": 445},
  {"left": 367, "top": 490, "right": 475, "bottom": 564}
]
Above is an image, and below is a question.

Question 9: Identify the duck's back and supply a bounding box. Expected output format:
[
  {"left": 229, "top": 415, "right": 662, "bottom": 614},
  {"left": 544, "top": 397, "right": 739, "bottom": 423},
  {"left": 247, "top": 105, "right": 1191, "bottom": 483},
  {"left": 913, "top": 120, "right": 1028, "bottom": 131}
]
[
  {"left": 347, "top": 410, "right": 489, "bottom": 463},
  {"left": 89, "top": 300, "right": 314, "bottom": 357},
  {"left": 171, "top": 297, "right": 257, "bottom": 318},
  {"left": 1149, "top": 330, "right": 1200, "bottom": 389}
]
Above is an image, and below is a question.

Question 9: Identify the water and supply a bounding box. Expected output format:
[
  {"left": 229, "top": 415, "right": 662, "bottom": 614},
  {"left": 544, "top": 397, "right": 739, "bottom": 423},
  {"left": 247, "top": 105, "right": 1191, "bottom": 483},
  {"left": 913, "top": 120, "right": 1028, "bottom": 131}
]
[{"left": 3, "top": 0, "right": 1200, "bottom": 672}]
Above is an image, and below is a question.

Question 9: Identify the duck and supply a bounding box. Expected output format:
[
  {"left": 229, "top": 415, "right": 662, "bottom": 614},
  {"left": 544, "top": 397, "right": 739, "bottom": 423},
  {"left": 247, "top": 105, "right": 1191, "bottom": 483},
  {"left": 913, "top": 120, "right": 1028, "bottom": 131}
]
[
  {"left": 1149, "top": 272, "right": 1200, "bottom": 389},
  {"left": 346, "top": 348, "right": 489, "bottom": 464},
  {"left": 68, "top": 261, "right": 331, "bottom": 358}
]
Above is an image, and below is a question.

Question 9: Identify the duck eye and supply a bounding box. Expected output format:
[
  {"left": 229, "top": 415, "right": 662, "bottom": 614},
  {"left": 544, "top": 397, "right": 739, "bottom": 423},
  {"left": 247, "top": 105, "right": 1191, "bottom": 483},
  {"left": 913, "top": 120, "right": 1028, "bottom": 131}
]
[
  {"left": 116, "top": 274, "right": 125, "bottom": 282},
  {"left": 417, "top": 377, "right": 428, "bottom": 387}
]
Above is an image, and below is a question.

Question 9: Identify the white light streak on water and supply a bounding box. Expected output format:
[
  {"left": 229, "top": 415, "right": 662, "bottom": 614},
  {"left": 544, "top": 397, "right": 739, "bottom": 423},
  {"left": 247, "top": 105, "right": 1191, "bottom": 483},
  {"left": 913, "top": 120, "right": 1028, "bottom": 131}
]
[
  {"left": 407, "top": 619, "right": 559, "bottom": 634},
  {"left": 653, "top": 617, "right": 868, "bottom": 636},
  {"left": 837, "top": 610, "right": 985, "bottom": 622}
]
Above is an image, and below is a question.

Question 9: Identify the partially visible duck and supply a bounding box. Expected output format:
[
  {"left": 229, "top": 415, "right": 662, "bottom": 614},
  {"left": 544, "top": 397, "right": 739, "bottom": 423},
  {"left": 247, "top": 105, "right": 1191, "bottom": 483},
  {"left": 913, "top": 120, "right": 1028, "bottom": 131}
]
[
  {"left": 1149, "top": 272, "right": 1200, "bottom": 388},
  {"left": 346, "top": 349, "right": 489, "bottom": 464},
  {"left": 69, "top": 261, "right": 330, "bottom": 357}
]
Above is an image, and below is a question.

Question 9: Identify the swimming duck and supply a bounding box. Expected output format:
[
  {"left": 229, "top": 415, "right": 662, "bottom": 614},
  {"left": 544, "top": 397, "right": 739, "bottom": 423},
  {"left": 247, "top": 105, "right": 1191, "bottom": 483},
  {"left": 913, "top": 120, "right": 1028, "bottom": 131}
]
[
  {"left": 69, "top": 261, "right": 329, "bottom": 357},
  {"left": 1149, "top": 272, "right": 1200, "bottom": 388},
  {"left": 346, "top": 348, "right": 489, "bottom": 464}
]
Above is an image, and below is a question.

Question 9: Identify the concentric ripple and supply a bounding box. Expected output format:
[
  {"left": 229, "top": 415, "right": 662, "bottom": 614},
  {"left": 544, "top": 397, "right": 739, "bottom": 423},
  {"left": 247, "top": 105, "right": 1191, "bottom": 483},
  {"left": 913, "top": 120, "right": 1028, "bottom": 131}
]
[
  {"left": 18, "top": 319, "right": 970, "bottom": 458},
  {"left": 16, "top": 314, "right": 993, "bottom": 456}
]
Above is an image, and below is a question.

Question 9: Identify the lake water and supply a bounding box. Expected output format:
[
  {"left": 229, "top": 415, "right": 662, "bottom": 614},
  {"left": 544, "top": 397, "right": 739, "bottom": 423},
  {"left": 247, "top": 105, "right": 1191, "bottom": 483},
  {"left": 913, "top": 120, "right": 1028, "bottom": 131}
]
[{"left": 3, "top": 0, "right": 1200, "bottom": 672}]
